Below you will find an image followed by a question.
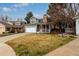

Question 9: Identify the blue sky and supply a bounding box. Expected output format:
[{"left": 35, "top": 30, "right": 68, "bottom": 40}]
[{"left": 0, "top": 3, "right": 48, "bottom": 20}]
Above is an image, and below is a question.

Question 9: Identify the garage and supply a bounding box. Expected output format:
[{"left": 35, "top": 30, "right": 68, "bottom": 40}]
[{"left": 25, "top": 24, "right": 37, "bottom": 33}]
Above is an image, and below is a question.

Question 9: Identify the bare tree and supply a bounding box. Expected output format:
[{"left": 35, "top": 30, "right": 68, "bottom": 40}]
[{"left": 47, "top": 3, "right": 79, "bottom": 34}]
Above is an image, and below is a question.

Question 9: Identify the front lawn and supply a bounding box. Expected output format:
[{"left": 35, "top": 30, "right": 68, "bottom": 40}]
[{"left": 6, "top": 33, "right": 76, "bottom": 56}]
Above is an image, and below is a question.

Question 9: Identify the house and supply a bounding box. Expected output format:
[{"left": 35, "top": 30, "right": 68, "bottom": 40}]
[
  {"left": 0, "top": 20, "right": 26, "bottom": 33},
  {"left": 25, "top": 15, "right": 79, "bottom": 35},
  {"left": 8, "top": 20, "right": 26, "bottom": 33},
  {"left": 7, "top": 20, "right": 26, "bottom": 33},
  {"left": 0, "top": 21, "right": 12, "bottom": 32},
  {"left": 0, "top": 23, "right": 5, "bottom": 34},
  {"left": 73, "top": 16, "right": 79, "bottom": 35},
  {"left": 25, "top": 15, "right": 51, "bottom": 33}
]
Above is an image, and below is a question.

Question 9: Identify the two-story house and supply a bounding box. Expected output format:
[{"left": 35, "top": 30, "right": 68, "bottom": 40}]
[
  {"left": 25, "top": 15, "right": 51, "bottom": 33},
  {"left": 0, "top": 19, "right": 26, "bottom": 33}
]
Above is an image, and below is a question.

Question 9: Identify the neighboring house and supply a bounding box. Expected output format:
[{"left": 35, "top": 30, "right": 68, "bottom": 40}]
[
  {"left": 0, "top": 23, "right": 5, "bottom": 34},
  {"left": 0, "top": 21, "right": 12, "bottom": 33},
  {"left": 25, "top": 15, "right": 51, "bottom": 33},
  {"left": 0, "top": 20, "right": 26, "bottom": 33},
  {"left": 73, "top": 16, "right": 79, "bottom": 35},
  {"left": 8, "top": 20, "right": 26, "bottom": 33}
]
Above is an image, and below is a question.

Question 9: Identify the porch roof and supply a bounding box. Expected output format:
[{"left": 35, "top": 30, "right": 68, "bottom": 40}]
[{"left": 25, "top": 22, "right": 52, "bottom": 26}]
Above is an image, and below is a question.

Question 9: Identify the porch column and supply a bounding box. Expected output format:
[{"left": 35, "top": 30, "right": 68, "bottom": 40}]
[
  {"left": 41, "top": 24, "right": 42, "bottom": 33},
  {"left": 15, "top": 28, "right": 17, "bottom": 33},
  {"left": 10, "top": 27, "right": 12, "bottom": 32},
  {"left": 45, "top": 24, "right": 47, "bottom": 32},
  {"left": 49, "top": 24, "right": 51, "bottom": 33}
]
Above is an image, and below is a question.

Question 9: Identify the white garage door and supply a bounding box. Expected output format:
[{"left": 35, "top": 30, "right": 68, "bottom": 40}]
[{"left": 25, "top": 26, "right": 37, "bottom": 33}]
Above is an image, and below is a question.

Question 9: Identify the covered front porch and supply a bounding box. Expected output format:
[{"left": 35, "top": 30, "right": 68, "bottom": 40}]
[
  {"left": 37, "top": 23, "right": 51, "bottom": 33},
  {"left": 50, "top": 22, "right": 75, "bottom": 34}
]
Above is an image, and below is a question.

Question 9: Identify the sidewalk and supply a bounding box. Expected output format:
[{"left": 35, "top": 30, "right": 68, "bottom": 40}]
[
  {"left": 0, "top": 33, "right": 27, "bottom": 43},
  {"left": 46, "top": 37, "right": 79, "bottom": 56},
  {"left": 0, "top": 33, "right": 28, "bottom": 56},
  {"left": 0, "top": 43, "right": 16, "bottom": 56}
]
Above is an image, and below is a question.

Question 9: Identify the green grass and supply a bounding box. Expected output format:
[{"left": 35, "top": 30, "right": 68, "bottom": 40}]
[{"left": 6, "top": 33, "right": 76, "bottom": 56}]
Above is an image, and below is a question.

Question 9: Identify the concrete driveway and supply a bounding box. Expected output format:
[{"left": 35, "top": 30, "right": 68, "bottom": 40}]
[
  {"left": 0, "top": 33, "right": 27, "bottom": 56},
  {"left": 46, "top": 37, "right": 79, "bottom": 56}
]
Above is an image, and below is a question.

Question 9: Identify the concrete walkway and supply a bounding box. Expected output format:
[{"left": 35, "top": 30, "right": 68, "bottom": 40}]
[
  {"left": 0, "top": 43, "right": 16, "bottom": 56},
  {"left": 0, "top": 33, "right": 27, "bottom": 43},
  {"left": 0, "top": 33, "right": 27, "bottom": 56},
  {"left": 46, "top": 37, "right": 79, "bottom": 56}
]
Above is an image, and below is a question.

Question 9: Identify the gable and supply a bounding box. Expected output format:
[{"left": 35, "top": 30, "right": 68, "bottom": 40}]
[
  {"left": 0, "top": 23, "right": 5, "bottom": 27},
  {"left": 30, "top": 17, "right": 38, "bottom": 24}
]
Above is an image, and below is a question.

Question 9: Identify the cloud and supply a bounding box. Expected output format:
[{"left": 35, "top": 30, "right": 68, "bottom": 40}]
[
  {"left": 13, "top": 3, "right": 29, "bottom": 8},
  {"left": 0, "top": 3, "right": 29, "bottom": 12},
  {"left": 2, "top": 7, "right": 10, "bottom": 11},
  {"left": 0, "top": 7, "right": 17, "bottom": 12},
  {"left": 0, "top": 7, "right": 11, "bottom": 12}
]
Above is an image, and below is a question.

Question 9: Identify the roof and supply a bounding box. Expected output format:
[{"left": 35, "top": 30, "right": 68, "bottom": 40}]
[
  {"left": 0, "top": 21, "right": 25, "bottom": 28},
  {"left": 11, "top": 25, "right": 24, "bottom": 28},
  {"left": 25, "top": 22, "right": 51, "bottom": 26},
  {"left": 0, "top": 23, "right": 5, "bottom": 27},
  {"left": 0, "top": 21, "right": 12, "bottom": 27},
  {"left": 73, "top": 16, "right": 79, "bottom": 19}
]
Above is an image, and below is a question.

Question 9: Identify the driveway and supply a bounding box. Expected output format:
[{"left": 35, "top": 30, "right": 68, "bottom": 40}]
[
  {"left": 46, "top": 37, "right": 79, "bottom": 56},
  {"left": 0, "top": 33, "right": 28, "bottom": 56}
]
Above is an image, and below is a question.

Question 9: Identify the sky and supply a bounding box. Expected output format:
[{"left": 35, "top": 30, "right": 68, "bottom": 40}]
[{"left": 0, "top": 3, "right": 48, "bottom": 20}]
